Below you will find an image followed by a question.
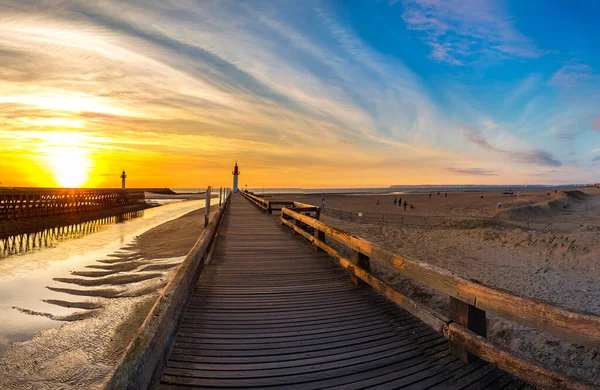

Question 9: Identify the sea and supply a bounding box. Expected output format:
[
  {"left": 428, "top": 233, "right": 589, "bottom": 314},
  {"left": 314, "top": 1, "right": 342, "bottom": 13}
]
[{"left": 174, "top": 184, "right": 587, "bottom": 196}]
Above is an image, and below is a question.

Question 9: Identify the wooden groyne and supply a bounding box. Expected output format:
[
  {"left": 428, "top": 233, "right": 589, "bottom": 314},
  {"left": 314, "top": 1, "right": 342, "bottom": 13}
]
[
  {"left": 0, "top": 188, "right": 145, "bottom": 221},
  {"left": 102, "top": 191, "right": 598, "bottom": 389}
]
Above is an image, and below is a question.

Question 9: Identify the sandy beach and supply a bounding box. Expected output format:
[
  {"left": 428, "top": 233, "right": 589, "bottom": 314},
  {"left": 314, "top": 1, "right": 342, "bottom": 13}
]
[
  {"left": 271, "top": 188, "right": 600, "bottom": 384},
  {"left": 0, "top": 204, "right": 217, "bottom": 389}
]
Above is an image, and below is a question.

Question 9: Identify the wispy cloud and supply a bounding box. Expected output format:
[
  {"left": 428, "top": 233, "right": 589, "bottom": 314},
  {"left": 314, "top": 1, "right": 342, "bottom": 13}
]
[
  {"left": 401, "top": 0, "right": 544, "bottom": 64},
  {"left": 445, "top": 167, "right": 498, "bottom": 176},
  {"left": 550, "top": 63, "right": 594, "bottom": 87},
  {"left": 462, "top": 125, "right": 496, "bottom": 151},
  {"left": 462, "top": 125, "right": 562, "bottom": 167}
]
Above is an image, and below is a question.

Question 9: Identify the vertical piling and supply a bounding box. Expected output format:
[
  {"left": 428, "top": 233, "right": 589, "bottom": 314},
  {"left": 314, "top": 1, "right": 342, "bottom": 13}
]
[{"left": 205, "top": 186, "right": 212, "bottom": 228}]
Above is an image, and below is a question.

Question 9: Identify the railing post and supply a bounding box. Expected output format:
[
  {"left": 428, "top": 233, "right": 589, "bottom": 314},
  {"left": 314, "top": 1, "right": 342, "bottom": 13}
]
[
  {"left": 267, "top": 203, "right": 272, "bottom": 214},
  {"left": 350, "top": 250, "right": 370, "bottom": 286},
  {"left": 313, "top": 228, "right": 325, "bottom": 251},
  {"left": 449, "top": 297, "right": 487, "bottom": 363},
  {"left": 204, "top": 186, "right": 211, "bottom": 228}
]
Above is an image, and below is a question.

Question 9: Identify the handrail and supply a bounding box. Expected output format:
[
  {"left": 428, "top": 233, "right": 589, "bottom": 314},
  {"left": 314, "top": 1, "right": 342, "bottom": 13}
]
[
  {"left": 241, "top": 191, "right": 317, "bottom": 216},
  {"left": 102, "top": 191, "right": 232, "bottom": 389},
  {"left": 280, "top": 205, "right": 597, "bottom": 390},
  {"left": 241, "top": 191, "right": 270, "bottom": 211}
]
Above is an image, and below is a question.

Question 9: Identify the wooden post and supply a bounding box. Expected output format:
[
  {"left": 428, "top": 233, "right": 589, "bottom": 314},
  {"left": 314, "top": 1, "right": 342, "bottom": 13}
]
[
  {"left": 313, "top": 228, "right": 326, "bottom": 251},
  {"left": 204, "top": 186, "right": 211, "bottom": 228},
  {"left": 350, "top": 250, "right": 370, "bottom": 286},
  {"left": 219, "top": 187, "right": 222, "bottom": 207},
  {"left": 449, "top": 297, "right": 487, "bottom": 363}
]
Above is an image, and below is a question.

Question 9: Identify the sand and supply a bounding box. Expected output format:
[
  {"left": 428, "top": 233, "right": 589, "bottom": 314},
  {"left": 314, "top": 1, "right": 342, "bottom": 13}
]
[
  {"left": 271, "top": 188, "right": 600, "bottom": 385},
  {"left": 0, "top": 205, "right": 217, "bottom": 389}
]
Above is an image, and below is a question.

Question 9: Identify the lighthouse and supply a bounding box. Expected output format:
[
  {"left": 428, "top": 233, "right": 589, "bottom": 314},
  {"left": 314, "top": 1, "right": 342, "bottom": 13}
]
[
  {"left": 120, "top": 170, "right": 127, "bottom": 191},
  {"left": 232, "top": 162, "right": 240, "bottom": 193}
]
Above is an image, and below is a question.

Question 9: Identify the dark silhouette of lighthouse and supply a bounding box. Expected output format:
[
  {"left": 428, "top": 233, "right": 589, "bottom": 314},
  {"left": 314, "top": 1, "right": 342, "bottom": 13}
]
[{"left": 120, "top": 170, "right": 127, "bottom": 191}]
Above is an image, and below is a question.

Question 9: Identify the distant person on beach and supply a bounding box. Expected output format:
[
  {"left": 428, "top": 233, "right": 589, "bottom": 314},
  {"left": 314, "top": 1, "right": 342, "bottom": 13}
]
[
  {"left": 445, "top": 193, "right": 447, "bottom": 198},
  {"left": 429, "top": 193, "right": 432, "bottom": 199},
  {"left": 437, "top": 191, "right": 440, "bottom": 195},
  {"left": 321, "top": 198, "right": 326, "bottom": 207},
  {"left": 377, "top": 199, "right": 380, "bottom": 206},
  {"left": 398, "top": 197, "right": 402, "bottom": 207},
  {"left": 403, "top": 201, "right": 407, "bottom": 211},
  {"left": 394, "top": 197, "right": 397, "bottom": 206}
]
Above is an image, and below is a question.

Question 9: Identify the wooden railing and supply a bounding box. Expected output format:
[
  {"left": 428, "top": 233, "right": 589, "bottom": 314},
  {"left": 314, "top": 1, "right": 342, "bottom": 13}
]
[
  {"left": 241, "top": 190, "right": 320, "bottom": 217},
  {"left": 274, "top": 202, "right": 597, "bottom": 390}
]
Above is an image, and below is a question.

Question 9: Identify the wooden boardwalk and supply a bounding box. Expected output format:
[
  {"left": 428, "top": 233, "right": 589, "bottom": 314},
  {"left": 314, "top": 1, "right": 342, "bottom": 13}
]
[{"left": 160, "top": 195, "right": 532, "bottom": 389}]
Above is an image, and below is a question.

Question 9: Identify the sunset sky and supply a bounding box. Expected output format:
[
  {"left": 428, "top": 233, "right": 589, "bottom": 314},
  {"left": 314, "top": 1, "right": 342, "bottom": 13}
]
[{"left": 1, "top": 0, "right": 599, "bottom": 188}]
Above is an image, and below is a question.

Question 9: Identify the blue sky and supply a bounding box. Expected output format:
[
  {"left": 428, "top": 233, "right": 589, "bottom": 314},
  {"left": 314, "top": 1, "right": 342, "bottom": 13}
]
[{"left": 0, "top": 0, "right": 598, "bottom": 187}]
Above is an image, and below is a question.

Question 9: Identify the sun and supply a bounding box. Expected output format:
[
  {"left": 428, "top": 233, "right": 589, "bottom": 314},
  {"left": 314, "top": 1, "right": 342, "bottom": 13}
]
[
  {"left": 48, "top": 146, "right": 91, "bottom": 188},
  {"left": 36, "top": 132, "right": 93, "bottom": 188}
]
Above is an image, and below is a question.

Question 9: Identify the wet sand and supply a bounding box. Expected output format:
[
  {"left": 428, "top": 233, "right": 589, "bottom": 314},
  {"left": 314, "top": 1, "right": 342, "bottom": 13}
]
[
  {"left": 0, "top": 204, "right": 217, "bottom": 389},
  {"left": 272, "top": 188, "right": 600, "bottom": 384}
]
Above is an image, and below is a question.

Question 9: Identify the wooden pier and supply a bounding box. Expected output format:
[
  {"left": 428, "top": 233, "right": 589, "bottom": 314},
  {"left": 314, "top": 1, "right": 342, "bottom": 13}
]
[
  {"left": 159, "top": 195, "right": 531, "bottom": 389},
  {"left": 0, "top": 188, "right": 145, "bottom": 221},
  {"left": 106, "top": 192, "right": 599, "bottom": 390}
]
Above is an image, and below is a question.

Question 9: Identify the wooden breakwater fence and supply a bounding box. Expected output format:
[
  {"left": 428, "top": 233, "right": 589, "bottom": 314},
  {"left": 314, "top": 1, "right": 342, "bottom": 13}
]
[
  {"left": 241, "top": 191, "right": 599, "bottom": 390},
  {"left": 0, "top": 188, "right": 146, "bottom": 221}
]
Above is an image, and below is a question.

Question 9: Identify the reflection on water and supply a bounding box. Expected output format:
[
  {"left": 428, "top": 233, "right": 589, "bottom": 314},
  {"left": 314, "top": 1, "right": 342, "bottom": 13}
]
[{"left": 0, "top": 211, "right": 145, "bottom": 259}]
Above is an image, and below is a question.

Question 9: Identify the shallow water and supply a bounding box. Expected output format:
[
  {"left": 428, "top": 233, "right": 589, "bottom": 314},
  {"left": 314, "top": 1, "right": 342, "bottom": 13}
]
[{"left": 0, "top": 199, "right": 215, "bottom": 353}]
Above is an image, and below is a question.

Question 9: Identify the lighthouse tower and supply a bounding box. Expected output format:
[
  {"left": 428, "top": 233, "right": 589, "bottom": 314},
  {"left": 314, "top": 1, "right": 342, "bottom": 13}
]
[
  {"left": 232, "top": 162, "right": 240, "bottom": 193},
  {"left": 120, "top": 170, "right": 127, "bottom": 191}
]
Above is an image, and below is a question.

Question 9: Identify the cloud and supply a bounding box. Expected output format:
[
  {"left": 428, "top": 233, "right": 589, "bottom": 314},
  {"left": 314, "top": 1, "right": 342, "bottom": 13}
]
[
  {"left": 400, "top": 0, "right": 544, "bottom": 64},
  {"left": 461, "top": 125, "right": 496, "bottom": 151},
  {"left": 511, "top": 149, "right": 562, "bottom": 167},
  {"left": 445, "top": 167, "right": 498, "bottom": 176},
  {"left": 592, "top": 155, "right": 600, "bottom": 162},
  {"left": 550, "top": 63, "right": 594, "bottom": 87},
  {"left": 462, "top": 125, "right": 562, "bottom": 167}
]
